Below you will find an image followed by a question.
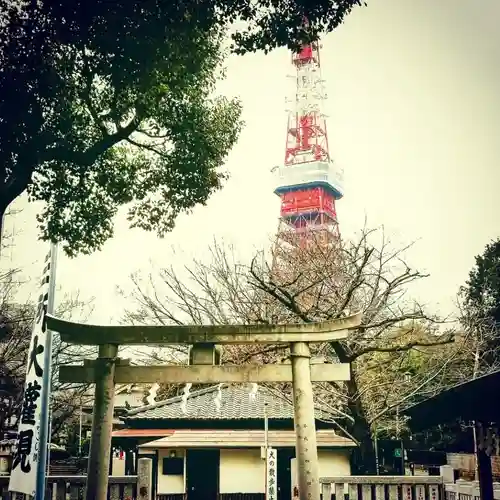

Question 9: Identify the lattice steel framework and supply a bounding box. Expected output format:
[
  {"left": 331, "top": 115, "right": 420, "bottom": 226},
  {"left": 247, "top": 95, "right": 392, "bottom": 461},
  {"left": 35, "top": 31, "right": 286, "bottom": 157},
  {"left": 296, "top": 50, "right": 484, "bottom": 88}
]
[{"left": 273, "top": 40, "right": 345, "bottom": 265}]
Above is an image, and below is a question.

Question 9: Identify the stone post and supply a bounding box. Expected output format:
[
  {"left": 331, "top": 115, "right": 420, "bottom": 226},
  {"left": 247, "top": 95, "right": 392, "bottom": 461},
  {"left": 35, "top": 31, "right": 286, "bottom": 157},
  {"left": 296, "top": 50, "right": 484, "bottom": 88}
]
[
  {"left": 290, "top": 341, "right": 320, "bottom": 500},
  {"left": 474, "top": 421, "right": 494, "bottom": 500},
  {"left": 137, "top": 457, "right": 153, "bottom": 500},
  {"left": 85, "top": 344, "right": 119, "bottom": 500},
  {"left": 440, "top": 465, "right": 455, "bottom": 484}
]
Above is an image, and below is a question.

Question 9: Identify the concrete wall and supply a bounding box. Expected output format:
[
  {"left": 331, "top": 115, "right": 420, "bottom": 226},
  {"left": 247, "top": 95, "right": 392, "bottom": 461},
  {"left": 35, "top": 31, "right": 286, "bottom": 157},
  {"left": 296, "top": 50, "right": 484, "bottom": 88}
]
[
  {"left": 114, "top": 391, "right": 145, "bottom": 409},
  {"left": 318, "top": 449, "right": 351, "bottom": 477},
  {"left": 219, "top": 449, "right": 266, "bottom": 494},
  {"left": 112, "top": 456, "right": 126, "bottom": 476},
  {"left": 291, "top": 450, "right": 351, "bottom": 494}
]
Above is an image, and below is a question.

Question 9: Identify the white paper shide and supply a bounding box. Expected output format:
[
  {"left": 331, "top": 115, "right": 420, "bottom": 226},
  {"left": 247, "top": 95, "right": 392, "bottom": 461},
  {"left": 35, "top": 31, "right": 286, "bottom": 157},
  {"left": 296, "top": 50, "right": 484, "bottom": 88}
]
[{"left": 9, "top": 252, "right": 53, "bottom": 496}]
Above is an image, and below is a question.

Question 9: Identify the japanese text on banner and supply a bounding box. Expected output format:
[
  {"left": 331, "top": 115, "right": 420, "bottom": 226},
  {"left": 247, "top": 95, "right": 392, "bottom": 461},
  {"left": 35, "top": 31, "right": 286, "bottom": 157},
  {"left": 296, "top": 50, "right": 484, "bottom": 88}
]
[
  {"left": 266, "top": 447, "right": 278, "bottom": 500},
  {"left": 9, "top": 253, "right": 52, "bottom": 497}
]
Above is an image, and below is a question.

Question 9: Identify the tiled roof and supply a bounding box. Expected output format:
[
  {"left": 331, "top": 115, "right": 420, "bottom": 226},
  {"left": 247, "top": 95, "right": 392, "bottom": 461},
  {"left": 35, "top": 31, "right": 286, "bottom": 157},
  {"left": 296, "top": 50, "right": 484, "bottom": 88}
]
[{"left": 124, "top": 384, "right": 333, "bottom": 421}]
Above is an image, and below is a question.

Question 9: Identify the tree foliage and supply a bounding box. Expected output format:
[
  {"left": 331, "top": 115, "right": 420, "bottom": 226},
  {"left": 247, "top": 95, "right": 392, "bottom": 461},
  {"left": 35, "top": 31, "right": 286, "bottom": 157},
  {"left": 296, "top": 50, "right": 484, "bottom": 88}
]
[
  {"left": 228, "top": 0, "right": 366, "bottom": 54},
  {"left": 0, "top": 0, "right": 242, "bottom": 256},
  {"left": 0, "top": 0, "right": 364, "bottom": 256},
  {"left": 460, "top": 238, "right": 500, "bottom": 366},
  {"left": 357, "top": 326, "right": 473, "bottom": 440},
  {"left": 123, "top": 227, "right": 459, "bottom": 473}
]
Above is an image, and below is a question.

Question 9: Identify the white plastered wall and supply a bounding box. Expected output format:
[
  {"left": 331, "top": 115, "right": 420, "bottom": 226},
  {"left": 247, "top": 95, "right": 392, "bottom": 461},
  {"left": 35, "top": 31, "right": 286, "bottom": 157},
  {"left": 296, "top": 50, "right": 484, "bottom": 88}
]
[
  {"left": 219, "top": 448, "right": 266, "bottom": 494},
  {"left": 291, "top": 450, "right": 351, "bottom": 494},
  {"left": 156, "top": 448, "right": 186, "bottom": 495}
]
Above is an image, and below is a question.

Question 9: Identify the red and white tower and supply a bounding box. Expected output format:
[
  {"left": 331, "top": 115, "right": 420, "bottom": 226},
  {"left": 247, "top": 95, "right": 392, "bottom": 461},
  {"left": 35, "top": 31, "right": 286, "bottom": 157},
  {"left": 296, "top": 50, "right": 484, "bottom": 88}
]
[
  {"left": 268, "top": 41, "right": 345, "bottom": 500},
  {"left": 273, "top": 42, "right": 344, "bottom": 250}
]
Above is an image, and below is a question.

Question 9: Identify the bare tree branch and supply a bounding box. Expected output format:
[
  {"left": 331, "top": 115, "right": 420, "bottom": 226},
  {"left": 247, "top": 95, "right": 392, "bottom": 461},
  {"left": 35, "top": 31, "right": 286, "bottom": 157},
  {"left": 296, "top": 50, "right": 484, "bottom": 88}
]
[{"left": 123, "top": 225, "right": 480, "bottom": 474}]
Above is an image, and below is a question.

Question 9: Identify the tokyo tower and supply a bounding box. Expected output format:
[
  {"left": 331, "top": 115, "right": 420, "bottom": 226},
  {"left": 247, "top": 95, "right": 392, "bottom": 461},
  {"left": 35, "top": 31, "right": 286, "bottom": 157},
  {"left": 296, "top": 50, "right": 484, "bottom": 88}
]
[
  {"left": 272, "top": 41, "right": 344, "bottom": 252},
  {"left": 268, "top": 40, "right": 347, "bottom": 500},
  {"left": 267, "top": 39, "right": 347, "bottom": 500}
]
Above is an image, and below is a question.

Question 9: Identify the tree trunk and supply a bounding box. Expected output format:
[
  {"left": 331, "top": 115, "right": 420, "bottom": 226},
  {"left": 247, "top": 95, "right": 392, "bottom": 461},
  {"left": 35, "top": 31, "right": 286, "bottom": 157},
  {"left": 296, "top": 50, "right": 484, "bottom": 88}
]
[
  {"left": 329, "top": 343, "right": 378, "bottom": 474},
  {"left": 348, "top": 410, "right": 377, "bottom": 474},
  {"left": 0, "top": 209, "right": 4, "bottom": 258},
  {"left": 0, "top": 187, "right": 21, "bottom": 259},
  {"left": 0, "top": 204, "right": 12, "bottom": 259},
  {"left": 345, "top": 377, "right": 378, "bottom": 474}
]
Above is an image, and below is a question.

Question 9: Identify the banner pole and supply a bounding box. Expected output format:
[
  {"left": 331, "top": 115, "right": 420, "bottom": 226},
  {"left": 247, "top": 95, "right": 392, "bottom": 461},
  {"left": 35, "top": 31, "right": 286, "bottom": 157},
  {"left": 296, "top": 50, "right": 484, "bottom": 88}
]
[{"left": 35, "top": 242, "right": 58, "bottom": 500}]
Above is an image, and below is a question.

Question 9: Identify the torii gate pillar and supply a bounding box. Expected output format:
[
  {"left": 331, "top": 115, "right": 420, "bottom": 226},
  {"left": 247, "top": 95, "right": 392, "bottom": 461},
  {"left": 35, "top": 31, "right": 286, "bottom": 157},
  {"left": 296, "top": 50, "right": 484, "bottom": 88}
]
[
  {"left": 86, "top": 344, "right": 118, "bottom": 500},
  {"left": 291, "top": 341, "right": 321, "bottom": 500},
  {"left": 47, "top": 312, "right": 361, "bottom": 500}
]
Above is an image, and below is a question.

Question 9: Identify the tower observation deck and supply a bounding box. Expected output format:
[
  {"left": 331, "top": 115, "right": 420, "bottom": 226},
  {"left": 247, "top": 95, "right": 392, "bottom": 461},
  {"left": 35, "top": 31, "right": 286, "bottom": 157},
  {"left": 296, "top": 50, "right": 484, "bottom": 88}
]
[{"left": 273, "top": 42, "right": 344, "bottom": 245}]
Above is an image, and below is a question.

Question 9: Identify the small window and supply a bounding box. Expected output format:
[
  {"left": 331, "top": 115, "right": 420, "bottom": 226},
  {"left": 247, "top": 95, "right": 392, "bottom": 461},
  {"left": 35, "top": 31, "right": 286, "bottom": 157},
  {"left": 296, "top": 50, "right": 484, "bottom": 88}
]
[{"left": 162, "top": 457, "right": 184, "bottom": 476}]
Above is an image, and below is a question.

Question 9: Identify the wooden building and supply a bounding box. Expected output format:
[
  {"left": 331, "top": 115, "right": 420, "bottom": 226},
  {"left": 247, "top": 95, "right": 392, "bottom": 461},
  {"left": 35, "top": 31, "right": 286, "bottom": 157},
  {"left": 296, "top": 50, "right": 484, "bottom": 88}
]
[
  {"left": 404, "top": 369, "right": 500, "bottom": 500},
  {"left": 112, "top": 384, "right": 355, "bottom": 500}
]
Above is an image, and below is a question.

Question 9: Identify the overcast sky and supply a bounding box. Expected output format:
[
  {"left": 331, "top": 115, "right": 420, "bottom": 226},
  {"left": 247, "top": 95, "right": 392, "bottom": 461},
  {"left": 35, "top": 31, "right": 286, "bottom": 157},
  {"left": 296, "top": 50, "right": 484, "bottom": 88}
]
[{"left": 3, "top": 0, "right": 500, "bottom": 325}]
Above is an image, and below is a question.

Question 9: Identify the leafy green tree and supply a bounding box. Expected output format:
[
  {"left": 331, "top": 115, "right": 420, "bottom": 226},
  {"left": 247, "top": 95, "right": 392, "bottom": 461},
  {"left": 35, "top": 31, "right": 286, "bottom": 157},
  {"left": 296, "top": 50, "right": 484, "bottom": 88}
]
[
  {"left": 460, "top": 238, "right": 500, "bottom": 366},
  {"left": 0, "top": 1, "right": 242, "bottom": 255},
  {"left": 0, "top": 0, "right": 364, "bottom": 256}
]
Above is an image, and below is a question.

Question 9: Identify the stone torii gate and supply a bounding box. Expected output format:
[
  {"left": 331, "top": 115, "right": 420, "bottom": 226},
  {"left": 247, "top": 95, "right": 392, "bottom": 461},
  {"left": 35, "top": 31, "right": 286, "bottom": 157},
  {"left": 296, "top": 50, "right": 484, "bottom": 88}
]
[{"left": 46, "top": 312, "right": 361, "bottom": 500}]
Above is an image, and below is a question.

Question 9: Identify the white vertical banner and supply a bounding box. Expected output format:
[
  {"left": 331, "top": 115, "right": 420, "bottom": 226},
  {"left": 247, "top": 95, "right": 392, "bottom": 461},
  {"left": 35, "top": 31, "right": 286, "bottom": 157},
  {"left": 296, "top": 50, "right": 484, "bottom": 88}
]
[
  {"left": 9, "top": 248, "right": 55, "bottom": 496},
  {"left": 266, "top": 447, "right": 278, "bottom": 500}
]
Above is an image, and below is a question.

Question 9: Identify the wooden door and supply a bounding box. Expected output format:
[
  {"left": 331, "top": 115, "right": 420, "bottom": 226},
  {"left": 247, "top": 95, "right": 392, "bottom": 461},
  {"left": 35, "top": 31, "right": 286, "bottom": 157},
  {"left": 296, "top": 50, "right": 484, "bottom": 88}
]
[{"left": 186, "top": 449, "right": 219, "bottom": 500}]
